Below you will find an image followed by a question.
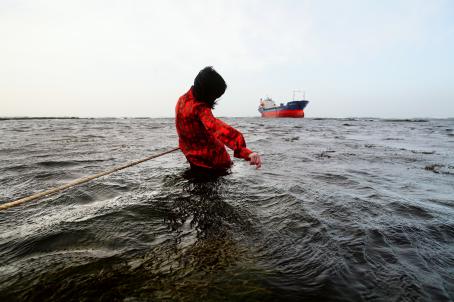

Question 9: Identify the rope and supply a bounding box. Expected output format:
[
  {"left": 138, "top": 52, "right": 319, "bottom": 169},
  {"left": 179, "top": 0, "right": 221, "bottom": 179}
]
[{"left": 0, "top": 147, "right": 180, "bottom": 211}]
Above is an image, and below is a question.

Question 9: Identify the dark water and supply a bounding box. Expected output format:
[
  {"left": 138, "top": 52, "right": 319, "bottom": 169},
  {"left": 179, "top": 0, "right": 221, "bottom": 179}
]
[{"left": 1, "top": 117, "right": 453, "bottom": 301}]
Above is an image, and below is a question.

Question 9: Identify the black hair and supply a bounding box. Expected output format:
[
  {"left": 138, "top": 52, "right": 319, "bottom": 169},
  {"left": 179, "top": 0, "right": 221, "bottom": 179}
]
[{"left": 193, "top": 66, "right": 227, "bottom": 108}]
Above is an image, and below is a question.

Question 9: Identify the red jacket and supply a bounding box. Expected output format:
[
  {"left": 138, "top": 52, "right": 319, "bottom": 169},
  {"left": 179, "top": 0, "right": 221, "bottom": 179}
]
[{"left": 175, "top": 87, "right": 252, "bottom": 169}]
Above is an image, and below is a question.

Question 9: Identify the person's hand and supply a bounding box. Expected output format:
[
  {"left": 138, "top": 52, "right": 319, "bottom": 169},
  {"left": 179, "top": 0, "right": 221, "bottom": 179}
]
[{"left": 248, "top": 152, "right": 262, "bottom": 169}]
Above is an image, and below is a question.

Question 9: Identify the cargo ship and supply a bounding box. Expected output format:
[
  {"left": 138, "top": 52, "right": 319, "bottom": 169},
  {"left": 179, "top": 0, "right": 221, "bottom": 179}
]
[{"left": 258, "top": 92, "right": 309, "bottom": 118}]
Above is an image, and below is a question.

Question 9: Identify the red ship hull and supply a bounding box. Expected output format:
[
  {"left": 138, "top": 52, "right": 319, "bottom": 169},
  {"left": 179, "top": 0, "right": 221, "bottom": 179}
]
[
  {"left": 259, "top": 100, "right": 309, "bottom": 118},
  {"left": 261, "top": 109, "right": 305, "bottom": 118}
]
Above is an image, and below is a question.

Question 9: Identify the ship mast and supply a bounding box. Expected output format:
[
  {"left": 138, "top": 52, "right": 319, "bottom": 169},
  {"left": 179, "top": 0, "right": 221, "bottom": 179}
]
[{"left": 292, "top": 89, "right": 306, "bottom": 101}]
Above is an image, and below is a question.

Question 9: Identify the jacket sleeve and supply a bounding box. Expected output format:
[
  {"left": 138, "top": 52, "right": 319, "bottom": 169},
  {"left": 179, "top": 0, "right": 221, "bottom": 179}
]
[{"left": 198, "top": 105, "right": 253, "bottom": 160}]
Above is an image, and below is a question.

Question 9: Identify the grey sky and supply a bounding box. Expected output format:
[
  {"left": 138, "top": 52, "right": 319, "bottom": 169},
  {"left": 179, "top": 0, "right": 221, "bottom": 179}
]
[{"left": 1, "top": 0, "right": 453, "bottom": 118}]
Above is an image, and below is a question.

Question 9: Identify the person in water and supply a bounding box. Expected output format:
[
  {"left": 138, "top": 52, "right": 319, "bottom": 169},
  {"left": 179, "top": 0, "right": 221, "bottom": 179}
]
[{"left": 176, "top": 66, "right": 262, "bottom": 171}]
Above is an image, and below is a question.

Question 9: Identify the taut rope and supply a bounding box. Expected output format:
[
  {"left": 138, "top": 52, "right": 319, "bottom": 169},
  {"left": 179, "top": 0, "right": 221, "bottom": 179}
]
[{"left": 0, "top": 147, "right": 180, "bottom": 211}]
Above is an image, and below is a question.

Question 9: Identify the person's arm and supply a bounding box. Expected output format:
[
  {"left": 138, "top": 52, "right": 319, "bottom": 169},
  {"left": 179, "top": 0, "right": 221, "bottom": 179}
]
[{"left": 198, "top": 105, "right": 253, "bottom": 160}]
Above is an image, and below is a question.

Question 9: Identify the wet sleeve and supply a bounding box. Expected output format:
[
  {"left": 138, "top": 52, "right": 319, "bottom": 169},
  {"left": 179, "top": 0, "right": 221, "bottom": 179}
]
[{"left": 198, "top": 106, "right": 253, "bottom": 160}]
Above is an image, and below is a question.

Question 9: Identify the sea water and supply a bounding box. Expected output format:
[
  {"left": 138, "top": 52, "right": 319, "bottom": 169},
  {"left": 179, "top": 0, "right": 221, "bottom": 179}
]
[{"left": 0, "top": 117, "right": 453, "bottom": 301}]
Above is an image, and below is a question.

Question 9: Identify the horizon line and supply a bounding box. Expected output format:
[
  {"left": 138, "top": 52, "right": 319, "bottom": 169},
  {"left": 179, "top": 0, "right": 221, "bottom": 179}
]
[{"left": 1, "top": 116, "right": 453, "bottom": 120}]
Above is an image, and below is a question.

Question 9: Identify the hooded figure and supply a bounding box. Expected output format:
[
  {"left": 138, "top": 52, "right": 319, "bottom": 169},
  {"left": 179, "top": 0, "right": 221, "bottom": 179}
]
[{"left": 175, "top": 66, "right": 261, "bottom": 171}]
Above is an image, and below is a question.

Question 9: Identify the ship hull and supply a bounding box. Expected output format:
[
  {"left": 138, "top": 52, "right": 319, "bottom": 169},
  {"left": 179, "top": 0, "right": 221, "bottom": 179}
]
[
  {"left": 259, "top": 100, "right": 309, "bottom": 118},
  {"left": 261, "top": 109, "right": 305, "bottom": 118}
]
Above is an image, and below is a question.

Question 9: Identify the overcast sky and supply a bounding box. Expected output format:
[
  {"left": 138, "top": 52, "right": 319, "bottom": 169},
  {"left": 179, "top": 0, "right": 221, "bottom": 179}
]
[{"left": 1, "top": 0, "right": 453, "bottom": 118}]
